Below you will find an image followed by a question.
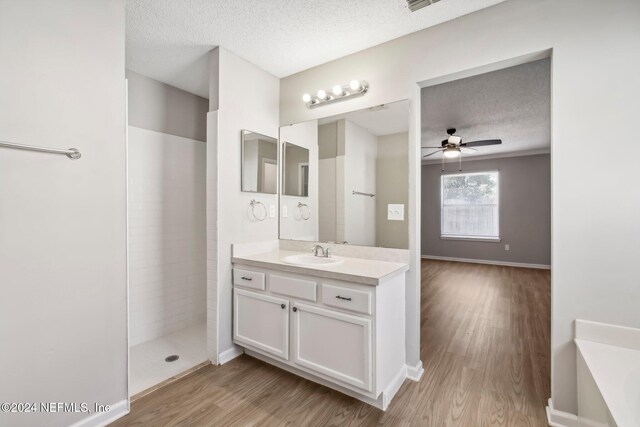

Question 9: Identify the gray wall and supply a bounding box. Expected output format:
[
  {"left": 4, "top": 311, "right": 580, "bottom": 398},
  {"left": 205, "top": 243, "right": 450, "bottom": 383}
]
[
  {"left": 377, "top": 132, "right": 409, "bottom": 249},
  {"left": 126, "top": 70, "right": 208, "bottom": 141},
  {"left": 0, "top": 1, "right": 127, "bottom": 426},
  {"left": 422, "top": 154, "right": 550, "bottom": 265}
]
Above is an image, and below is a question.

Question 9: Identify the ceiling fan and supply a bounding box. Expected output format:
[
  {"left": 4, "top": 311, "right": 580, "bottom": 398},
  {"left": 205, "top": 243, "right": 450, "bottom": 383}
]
[{"left": 422, "top": 128, "right": 502, "bottom": 159}]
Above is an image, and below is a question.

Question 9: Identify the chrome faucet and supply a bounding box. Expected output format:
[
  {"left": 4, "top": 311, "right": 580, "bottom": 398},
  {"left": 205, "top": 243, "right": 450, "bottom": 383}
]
[{"left": 311, "top": 244, "right": 330, "bottom": 258}]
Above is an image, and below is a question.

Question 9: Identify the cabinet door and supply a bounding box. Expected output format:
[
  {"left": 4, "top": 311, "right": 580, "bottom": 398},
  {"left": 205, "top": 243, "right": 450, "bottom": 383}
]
[
  {"left": 292, "top": 302, "right": 372, "bottom": 391},
  {"left": 234, "top": 288, "right": 289, "bottom": 360}
]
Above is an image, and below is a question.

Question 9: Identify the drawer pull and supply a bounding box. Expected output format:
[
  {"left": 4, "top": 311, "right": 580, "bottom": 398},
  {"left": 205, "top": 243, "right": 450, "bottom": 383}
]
[
  {"left": 335, "top": 295, "right": 352, "bottom": 301},
  {"left": 241, "top": 276, "right": 253, "bottom": 281},
  {"left": 292, "top": 307, "right": 298, "bottom": 312},
  {"left": 281, "top": 303, "right": 286, "bottom": 309}
]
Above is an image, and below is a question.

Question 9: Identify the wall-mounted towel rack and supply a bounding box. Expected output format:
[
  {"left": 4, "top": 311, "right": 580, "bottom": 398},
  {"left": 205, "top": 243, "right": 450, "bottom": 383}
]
[
  {"left": 0, "top": 140, "right": 81, "bottom": 160},
  {"left": 352, "top": 190, "right": 375, "bottom": 198},
  {"left": 249, "top": 199, "right": 267, "bottom": 221}
]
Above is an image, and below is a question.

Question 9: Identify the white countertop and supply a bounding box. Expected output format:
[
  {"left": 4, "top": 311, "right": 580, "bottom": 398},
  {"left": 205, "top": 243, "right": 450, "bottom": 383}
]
[
  {"left": 231, "top": 249, "right": 409, "bottom": 285},
  {"left": 575, "top": 338, "right": 640, "bottom": 427}
]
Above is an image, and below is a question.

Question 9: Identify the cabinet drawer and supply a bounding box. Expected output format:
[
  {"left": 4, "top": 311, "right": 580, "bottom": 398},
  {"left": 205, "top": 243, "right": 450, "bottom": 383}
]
[
  {"left": 270, "top": 274, "right": 317, "bottom": 302},
  {"left": 321, "top": 284, "right": 372, "bottom": 315},
  {"left": 233, "top": 268, "right": 265, "bottom": 290}
]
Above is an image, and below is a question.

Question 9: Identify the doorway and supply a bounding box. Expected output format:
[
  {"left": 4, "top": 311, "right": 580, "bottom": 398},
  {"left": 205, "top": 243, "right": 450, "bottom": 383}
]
[{"left": 417, "top": 55, "right": 552, "bottom": 423}]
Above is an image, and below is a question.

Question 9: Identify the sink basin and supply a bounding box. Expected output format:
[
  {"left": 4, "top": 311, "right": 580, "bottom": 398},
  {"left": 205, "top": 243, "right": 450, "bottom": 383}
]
[{"left": 281, "top": 254, "right": 344, "bottom": 267}]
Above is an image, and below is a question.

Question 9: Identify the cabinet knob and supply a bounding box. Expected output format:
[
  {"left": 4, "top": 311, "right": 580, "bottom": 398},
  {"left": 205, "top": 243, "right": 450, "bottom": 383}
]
[
  {"left": 292, "top": 307, "right": 298, "bottom": 312},
  {"left": 281, "top": 303, "right": 286, "bottom": 309}
]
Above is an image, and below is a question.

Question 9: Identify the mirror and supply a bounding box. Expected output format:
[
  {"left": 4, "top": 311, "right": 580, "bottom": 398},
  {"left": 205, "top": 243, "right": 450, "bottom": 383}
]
[
  {"left": 282, "top": 142, "right": 310, "bottom": 197},
  {"left": 241, "top": 130, "right": 278, "bottom": 194},
  {"left": 279, "top": 100, "right": 409, "bottom": 248}
]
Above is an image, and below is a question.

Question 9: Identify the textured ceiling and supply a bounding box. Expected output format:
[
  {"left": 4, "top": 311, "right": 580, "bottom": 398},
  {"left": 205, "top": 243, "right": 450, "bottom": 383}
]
[
  {"left": 318, "top": 100, "right": 409, "bottom": 136},
  {"left": 126, "top": 0, "right": 508, "bottom": 98},
  {"left": 421, "top": 58, "right": 550, "bottom": 162}
]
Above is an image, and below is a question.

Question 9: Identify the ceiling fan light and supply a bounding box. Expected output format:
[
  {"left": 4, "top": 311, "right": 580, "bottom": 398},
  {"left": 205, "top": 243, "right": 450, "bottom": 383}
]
[{"left": 443, "top": 148, "right": 461, "bottom": 158}]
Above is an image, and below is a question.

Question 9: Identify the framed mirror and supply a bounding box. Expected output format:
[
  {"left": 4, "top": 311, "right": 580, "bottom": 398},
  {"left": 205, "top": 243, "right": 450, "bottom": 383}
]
[
  {"left": 278, "top": 100, "right": 410, "bottom": 248},
  {"left": 241, "top": 130, "right": 278, "bottom": 194},
  {"left": 282, "top": 142, "right": 310, "bottom": 197}
]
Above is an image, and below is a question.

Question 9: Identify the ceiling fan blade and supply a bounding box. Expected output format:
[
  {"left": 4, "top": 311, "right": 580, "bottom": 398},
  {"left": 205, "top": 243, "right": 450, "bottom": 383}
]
[
  {"left": 460, "top": 147, "right": 477, "bottom": 153},
  {"left": 421, "top": 146, "right": 444, "bottom": 149},
  {"left": 461, "top": 139, "right": 502, "bottom": 147},
  {"left": 422, "top": 149, "right": 445, "bottom": 158}
]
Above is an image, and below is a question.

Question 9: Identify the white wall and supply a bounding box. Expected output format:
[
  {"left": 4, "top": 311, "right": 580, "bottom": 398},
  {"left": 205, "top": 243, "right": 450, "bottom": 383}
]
[
  {"left": 207, "top": 47, "right": 280, "bottom": 360},
  {"left": 128, "top": 126, "right": 206, "bottom": 346},
  {"left": 279, "top": 0, "right": 640, "bottom": 414},
  {"left": 279, "top": 120, "right": 319, "bottom": 241},
  {"left": 343, "top": 120, "right": 377, "bottom": 246},
  {"left": 0, "top": 1, "right": 127, "bottom": 426}
]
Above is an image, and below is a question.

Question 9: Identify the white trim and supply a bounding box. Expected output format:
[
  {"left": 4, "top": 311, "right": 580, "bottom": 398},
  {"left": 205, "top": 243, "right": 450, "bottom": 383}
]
[
  {"left": 382, "top": 365, "right": 408, "bottom": 410},
  {"left": 440, "top": 235, "right": 501, "bottom": 243},
  {"left": 546, "top": 399, "right": 578, "bottom": 427},
  {"left": 218, "top": 344, "right": 244, "bottom": 365},
  {"left": 405, "top": 360, "right": 424, "bottom": 381},
  {"left": 69, "top": 399, "right": 129, "bottom": 427},
  {"left": 422, "top": 255, "right": 550, "bottom": 270}
]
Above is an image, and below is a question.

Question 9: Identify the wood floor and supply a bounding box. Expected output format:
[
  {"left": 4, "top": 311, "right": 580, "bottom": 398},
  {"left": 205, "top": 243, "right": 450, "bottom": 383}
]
[{"left": 112, "top": 260, "right": 551, "bottom": 426}]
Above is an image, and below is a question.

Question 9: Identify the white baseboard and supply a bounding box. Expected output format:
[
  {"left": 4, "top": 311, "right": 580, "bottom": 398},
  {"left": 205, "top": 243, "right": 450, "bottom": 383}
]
[
  {"left": 406, "top": 360, "right": 424, "bottom": 381},
  {"left": 546, "top": 399, "right": 578, "bottom": 427},
  {"left": 421, "top": 255, "right": 550, "bottom": 270},
  {"left": 218, "top": 344, "right": 244, "bottom": 365},
  {"left": 381, "top": 365, "right": 408, "bottom": 410},
  {"left": 69, "top": 399, "right": 129, "bottom": 427}
]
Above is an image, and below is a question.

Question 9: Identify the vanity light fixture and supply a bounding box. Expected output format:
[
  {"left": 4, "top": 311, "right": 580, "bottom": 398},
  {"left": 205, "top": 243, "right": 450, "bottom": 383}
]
[{"left": 303, "top": 80, "right": 369, "bottom": 109}]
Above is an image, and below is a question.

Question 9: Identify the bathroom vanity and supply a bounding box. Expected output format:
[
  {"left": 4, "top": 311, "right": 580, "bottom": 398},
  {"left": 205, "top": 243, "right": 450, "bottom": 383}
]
[{"left": 231, "top": 248, "right": 409, "bottom": 410}]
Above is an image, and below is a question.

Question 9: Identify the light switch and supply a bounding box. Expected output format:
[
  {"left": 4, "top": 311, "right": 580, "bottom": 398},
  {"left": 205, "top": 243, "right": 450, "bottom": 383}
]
[
  {"left": 387, "top": 204, "right": 404, "bottom": 221},
  {"left": 269, "top": 205, "right": 276, "bottom": 218},
  {"left": 282, "top": 205, "right": 288, "bottom": 218}
]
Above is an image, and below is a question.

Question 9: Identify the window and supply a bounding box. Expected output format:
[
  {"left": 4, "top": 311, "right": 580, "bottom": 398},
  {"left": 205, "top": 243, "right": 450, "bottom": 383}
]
[{"left": 441, "top": 171, "right": 499, "bottom": 240}]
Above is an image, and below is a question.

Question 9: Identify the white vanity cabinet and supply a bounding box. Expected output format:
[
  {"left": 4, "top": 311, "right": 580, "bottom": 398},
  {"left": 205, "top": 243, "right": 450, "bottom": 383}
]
[{"left": 231, "top": 263, "right": 407, "bottom": 410}]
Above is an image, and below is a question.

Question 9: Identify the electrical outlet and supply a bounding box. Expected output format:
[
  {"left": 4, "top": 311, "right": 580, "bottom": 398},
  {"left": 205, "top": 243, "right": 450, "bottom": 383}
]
[
  {"left": 505, "top": 244, "right": 510, "bottom": 251},
  {"left": 282, "top": 205, "right": 288, "bottom": 218},
  {"left": 269, "top": 205, "right": 276, "bottom": 218},
  {"left": 387, "top": 204, "right": 405, "bottom": 221}
]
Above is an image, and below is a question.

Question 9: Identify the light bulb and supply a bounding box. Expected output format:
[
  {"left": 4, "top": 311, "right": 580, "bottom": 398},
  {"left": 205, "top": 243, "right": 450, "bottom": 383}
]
[
  {"left": 302, "top": 93, "right": 311, "bottom": 103},
  {"left": 443, "top": 148, "right": 461, "bottom": 158},
  {"left": 349, "top": 80, "right": 361, "bottom": 91},
  {"left": 332, "top": 85, "right": 343, "bottom": 96},
  {"left": 317, "top": 89, "right": 327, "bottom": 99}
]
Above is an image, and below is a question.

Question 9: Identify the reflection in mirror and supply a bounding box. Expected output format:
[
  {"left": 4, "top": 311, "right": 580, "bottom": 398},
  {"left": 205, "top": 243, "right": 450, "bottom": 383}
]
[
  {"left": 241, "top": 130, "right": 278, "bottom": 194},
  {"left": 279, "top": 100, "right": 409, "bottom": 249},
  {"left": 283, "top": 142, "right": 310, "bottom": 197}
]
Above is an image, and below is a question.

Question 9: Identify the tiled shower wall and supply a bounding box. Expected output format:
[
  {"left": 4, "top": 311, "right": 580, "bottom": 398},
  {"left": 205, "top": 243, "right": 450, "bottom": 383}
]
[{"left": 128, "top": 126, "right": 206, "bottom": 346}]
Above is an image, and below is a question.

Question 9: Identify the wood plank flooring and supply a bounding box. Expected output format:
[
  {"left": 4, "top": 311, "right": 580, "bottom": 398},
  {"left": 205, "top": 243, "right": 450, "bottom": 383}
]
[{"left": 111, "top": 260, "right": 550, "bottom": 426}]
